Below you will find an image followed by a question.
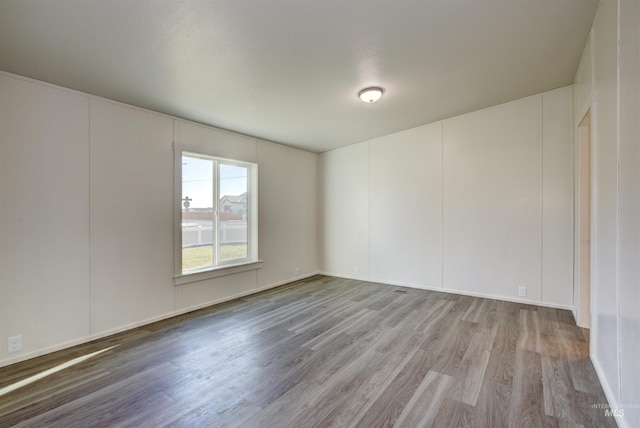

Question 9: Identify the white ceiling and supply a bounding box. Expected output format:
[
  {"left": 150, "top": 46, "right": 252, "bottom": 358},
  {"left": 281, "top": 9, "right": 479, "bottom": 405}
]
[{"left": 0, "top": 0, "right": 598, "bottom": 153}]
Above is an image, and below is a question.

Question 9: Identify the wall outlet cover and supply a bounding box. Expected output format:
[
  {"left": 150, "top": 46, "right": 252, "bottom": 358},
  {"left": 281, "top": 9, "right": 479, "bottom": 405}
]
[
  {"left": 8, "top": 335, "right": 22, "bottom": 353},
  {"left": 518, "top": 286, "right": 527, "bottom": 297}
]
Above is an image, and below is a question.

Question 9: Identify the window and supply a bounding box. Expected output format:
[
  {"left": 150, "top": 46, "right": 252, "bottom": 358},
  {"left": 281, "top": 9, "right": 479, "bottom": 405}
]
[{"left": 175, "top": 145, "right": 259, "bottom": 281}]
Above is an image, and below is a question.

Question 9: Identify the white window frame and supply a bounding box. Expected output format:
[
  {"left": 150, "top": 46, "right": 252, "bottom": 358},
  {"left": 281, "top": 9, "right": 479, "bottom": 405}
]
[{"left": 174, "top": 142, "right": 261, "bottom": 285}]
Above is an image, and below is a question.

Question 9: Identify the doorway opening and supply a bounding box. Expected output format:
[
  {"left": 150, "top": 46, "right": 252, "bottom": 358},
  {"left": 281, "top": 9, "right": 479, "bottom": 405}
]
[{"left": 576, "top": 110, "right": 591, "bottom": 329}]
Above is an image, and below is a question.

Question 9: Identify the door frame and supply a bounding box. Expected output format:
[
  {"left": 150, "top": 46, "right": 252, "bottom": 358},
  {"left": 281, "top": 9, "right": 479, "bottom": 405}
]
[{"left": 574, "top": 109, "right": 592, "bottom": 329}]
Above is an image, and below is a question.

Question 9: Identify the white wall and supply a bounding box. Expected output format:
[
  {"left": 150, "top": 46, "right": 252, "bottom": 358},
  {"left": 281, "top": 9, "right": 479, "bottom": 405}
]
[
  {"left": 0, "top": 75, "right": 91, "bottom": 358},
  {"left": 541, "top": 89, "right": 575, "bottom": 305},
  {"left": 617, "top": 0, "right": 640, "bottom": 425},
  {"left": 320, "top": 87, "right": 574, "bottom": 308},
  {"left": 443, "top": 95, "right": 544, "bottom": 300},
  {"left": 257, "top": 141, "right": 318, "bottom": 287},
  {"left": 572, "top": 31, "right": 593, "bottom": 326},
  {"left": 574, "top": 0, "right": 640, "bottom": 426},
  {"left": 592, "top": 0, "right": 620, "bottom": 401},
  {"left": 91, "top": 99, "right": 175, "bottom": 333},
  {"left": 0, "top": 72, "right": 318, "bottom": 367},
  {"left": 369, "top": 124, "right": 442, "bottom": 288},
  {"left": 318, "top": 142, "right": 370, "bottom": 279}
]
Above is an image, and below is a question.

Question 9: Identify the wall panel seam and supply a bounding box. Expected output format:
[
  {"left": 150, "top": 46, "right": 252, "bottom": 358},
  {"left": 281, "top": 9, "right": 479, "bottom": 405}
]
[
  {"left": 441, "top": 121, "right": 444, "bottom": 289},
  {"left": 615, "top": 0, "right": 622, "bottom": 402},
  {"left": 89, "top": 98, "right": 95, "bottom": 336},
  {"left": 540, "top": 95, "right": 544, "bottom": 303}
]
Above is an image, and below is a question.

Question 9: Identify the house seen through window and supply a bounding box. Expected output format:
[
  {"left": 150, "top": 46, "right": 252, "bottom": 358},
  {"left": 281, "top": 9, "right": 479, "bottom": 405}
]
[{"left": 181, "top": 153, "right": 255, "bottom": 273}]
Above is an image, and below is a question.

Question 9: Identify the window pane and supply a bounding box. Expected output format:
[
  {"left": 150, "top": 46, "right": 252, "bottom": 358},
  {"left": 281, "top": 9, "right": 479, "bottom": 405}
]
[
  {"left": 219, "top": 163, "right": 248, "bottom": 261},
  {"left": 182, "top": 155, "right": 214, "bottom": 272}
]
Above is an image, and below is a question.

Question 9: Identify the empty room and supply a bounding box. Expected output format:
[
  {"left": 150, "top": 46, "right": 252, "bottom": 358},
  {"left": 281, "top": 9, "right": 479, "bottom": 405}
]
[{"left": 0, "top": 0, "right": 638, "bottom": 427}]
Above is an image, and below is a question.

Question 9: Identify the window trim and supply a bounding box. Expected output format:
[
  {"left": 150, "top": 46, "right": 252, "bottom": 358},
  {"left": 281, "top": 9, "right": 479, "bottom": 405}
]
[
  {"left": 174, "top": 260, "right": 264, "bottom": 285},
  {"left": 173, "top": 142, "right": 260, "bottom": 285}
]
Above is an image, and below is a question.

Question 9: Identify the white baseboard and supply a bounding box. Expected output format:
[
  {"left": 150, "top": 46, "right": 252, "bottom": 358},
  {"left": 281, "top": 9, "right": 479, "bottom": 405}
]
[
  {"left": 171, "top": 271, "right": 320, "bottom": 316},
  {"left": 591, "top": 354, "right": 626, "bottom": 427},
  {"left": 318, "top": 271, "right": 575, "bottom": 312},
  {"left": 0, "top": 270, "right": 573, "bottom": 368},
  {"left": 0, "top": 311, "right": 173, "bottom": 368},
  {"left": 0, "top": 272, "right": 320, "bottom": 369}
]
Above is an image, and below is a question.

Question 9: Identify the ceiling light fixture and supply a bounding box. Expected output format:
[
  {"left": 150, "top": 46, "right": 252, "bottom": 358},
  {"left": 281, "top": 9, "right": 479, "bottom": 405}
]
[{"left": 358, "top": 87, "right": 384, "bottom": 103}]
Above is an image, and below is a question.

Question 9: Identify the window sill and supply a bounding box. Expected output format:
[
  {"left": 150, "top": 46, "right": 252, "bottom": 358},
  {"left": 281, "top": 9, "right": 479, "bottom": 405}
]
[{"left": 174, "top": 260, "right": 263, "bottom": 286}]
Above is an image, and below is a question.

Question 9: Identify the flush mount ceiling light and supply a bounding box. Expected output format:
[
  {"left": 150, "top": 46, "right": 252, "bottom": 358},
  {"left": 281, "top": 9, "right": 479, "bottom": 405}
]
[{"left": 358, "top": 86, "right": 384, "bottom": 103}]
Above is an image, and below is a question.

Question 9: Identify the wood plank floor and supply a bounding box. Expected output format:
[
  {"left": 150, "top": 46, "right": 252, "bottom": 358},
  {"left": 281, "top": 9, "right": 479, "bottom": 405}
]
[{"left": 0, "top": 276, "right": 616, "bottom": 427}]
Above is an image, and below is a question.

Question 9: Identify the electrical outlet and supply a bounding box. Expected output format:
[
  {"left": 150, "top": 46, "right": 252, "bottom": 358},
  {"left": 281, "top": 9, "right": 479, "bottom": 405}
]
[
  {"left": 8, "top": 335, "right": 22, "bottom": 354},
  {"left": 518, "top": 286, "right": 527, "bottom": 297},
  {"left": 294, "top": 267, "right": 300, "bottom": 276},
  {"left": 354, "top": 266, "right": 359, "bottom": 275}
]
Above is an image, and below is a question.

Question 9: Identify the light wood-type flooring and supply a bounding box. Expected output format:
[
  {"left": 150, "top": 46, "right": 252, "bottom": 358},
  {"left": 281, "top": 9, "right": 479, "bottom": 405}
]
[{"left": 0, "top": 275, "right": 616, "bottom": 427}]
